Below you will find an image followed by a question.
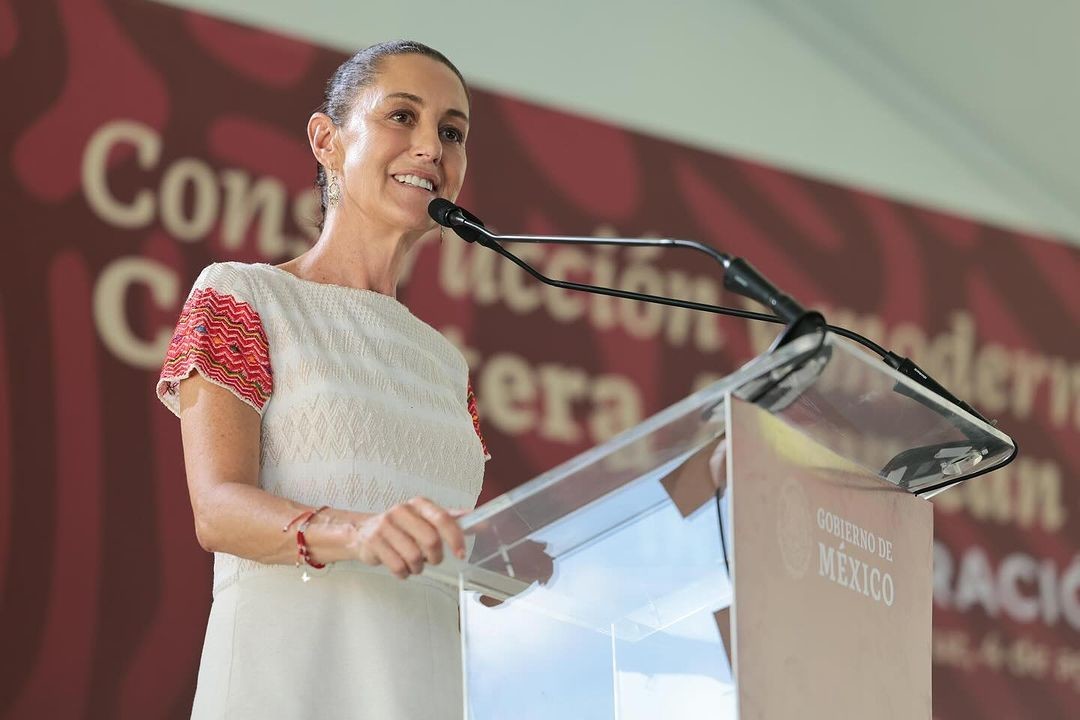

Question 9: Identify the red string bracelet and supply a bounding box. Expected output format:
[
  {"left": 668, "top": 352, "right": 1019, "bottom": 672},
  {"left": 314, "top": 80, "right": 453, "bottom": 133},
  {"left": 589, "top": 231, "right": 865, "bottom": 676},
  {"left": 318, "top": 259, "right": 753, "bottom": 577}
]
[{"left": 282, "top": 505, "right": 330, "bottom": 570}]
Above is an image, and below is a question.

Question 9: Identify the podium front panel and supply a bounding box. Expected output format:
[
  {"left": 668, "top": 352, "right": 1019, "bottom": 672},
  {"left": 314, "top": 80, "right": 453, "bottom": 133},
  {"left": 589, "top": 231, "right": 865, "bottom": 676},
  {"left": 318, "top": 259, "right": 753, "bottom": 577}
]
[{"left": 729, "top": 396, "right": 933, "bottom": 719}]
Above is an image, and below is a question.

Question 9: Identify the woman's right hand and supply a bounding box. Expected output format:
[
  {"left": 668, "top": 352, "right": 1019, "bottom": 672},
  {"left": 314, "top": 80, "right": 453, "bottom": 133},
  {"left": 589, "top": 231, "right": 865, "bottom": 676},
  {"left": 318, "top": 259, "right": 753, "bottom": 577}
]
[{"left": 351, "top": 497, "right": 467, "bottom": 579}]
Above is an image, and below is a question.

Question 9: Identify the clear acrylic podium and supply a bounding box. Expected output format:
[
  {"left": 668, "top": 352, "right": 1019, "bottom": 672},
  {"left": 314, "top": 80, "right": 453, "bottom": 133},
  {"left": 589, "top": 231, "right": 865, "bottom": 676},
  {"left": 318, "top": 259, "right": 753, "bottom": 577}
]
[{"left": 423, "top": 332, "right": 1016, "bottom": 719}]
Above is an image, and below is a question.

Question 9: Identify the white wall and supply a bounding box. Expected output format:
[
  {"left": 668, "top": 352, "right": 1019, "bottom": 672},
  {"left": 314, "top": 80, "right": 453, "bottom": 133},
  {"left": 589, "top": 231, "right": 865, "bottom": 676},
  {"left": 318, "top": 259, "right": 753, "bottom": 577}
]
[{"left": 156, "top": 0, "right": 1079, "bottom": 245}]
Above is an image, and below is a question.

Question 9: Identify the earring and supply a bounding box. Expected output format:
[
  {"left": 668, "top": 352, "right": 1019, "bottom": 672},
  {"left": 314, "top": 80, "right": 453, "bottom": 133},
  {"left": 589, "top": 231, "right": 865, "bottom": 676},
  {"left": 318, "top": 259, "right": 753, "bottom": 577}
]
[{"left": 326, "top": 170, "right": 341, "bottom": 206}]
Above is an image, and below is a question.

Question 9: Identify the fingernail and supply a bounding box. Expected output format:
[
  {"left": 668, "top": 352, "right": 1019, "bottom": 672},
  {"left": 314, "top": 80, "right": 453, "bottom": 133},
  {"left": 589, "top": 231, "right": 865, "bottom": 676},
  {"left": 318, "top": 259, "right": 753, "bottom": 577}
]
[{"left": 456, "top": 548, "right": 465, "bottom": 560}]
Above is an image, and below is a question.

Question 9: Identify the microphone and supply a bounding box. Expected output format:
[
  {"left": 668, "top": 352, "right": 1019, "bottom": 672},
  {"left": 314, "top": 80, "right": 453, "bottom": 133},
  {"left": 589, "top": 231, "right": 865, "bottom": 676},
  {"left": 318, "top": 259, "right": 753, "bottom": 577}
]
[{"left": 429, "top": 199, "right": 489, "bottom": 245}]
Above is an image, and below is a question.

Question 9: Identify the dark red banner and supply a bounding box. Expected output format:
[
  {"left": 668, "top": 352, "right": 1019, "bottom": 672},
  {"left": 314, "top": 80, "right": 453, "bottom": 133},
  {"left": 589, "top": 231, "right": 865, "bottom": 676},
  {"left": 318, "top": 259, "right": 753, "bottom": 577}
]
[{"left": 1, "top": 1, "right": 1077, "bottom": 717}]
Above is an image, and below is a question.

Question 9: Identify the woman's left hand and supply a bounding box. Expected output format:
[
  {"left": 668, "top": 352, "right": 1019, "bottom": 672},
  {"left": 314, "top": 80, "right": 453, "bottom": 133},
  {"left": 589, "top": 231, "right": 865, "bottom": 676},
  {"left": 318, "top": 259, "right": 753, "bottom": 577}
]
[{"left": 350, "top": 497, "right": 467, "bottom": 579}]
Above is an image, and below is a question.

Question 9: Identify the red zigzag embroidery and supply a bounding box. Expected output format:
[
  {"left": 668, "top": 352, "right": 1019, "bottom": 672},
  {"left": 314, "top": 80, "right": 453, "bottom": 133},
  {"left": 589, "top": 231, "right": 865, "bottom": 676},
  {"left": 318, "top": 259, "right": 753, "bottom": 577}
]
[
  {"left": 467, "top": 380, "right": 490, "bottom": 460},
  {"left": 159, "top": 287, "right": 273, "bottom": 411}
]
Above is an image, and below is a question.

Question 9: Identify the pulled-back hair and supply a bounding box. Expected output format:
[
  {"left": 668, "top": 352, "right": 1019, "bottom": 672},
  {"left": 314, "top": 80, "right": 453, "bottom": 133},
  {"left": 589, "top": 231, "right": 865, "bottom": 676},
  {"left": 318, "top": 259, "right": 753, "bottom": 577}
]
[{"left": 312, "top": 40, "right": 468, "bottom": 231}]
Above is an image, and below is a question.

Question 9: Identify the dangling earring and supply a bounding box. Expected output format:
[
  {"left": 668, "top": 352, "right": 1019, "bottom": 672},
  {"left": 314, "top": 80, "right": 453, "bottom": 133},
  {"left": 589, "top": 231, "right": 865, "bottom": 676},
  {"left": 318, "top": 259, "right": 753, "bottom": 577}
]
[{"left": 326, "top": 170, "right": 341, "bottom": 207}]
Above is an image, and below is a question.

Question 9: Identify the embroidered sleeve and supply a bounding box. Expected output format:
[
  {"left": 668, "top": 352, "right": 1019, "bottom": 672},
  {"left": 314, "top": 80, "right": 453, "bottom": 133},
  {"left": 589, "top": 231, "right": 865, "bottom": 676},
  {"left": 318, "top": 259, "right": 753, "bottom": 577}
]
[
  {"left": 467, "top": 379, "right": 491, "bottom": 461},
  {"left": 156, "top": 273, "right": 272, "bottom": 417}
]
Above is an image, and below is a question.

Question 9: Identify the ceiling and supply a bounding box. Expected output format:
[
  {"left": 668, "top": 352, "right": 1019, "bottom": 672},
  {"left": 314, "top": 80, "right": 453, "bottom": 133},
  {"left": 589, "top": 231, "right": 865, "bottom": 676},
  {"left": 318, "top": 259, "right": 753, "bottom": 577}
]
[
  {"left": 154, "top": 0, "right": 1080, "bottom": 246},
  {"left": 767, "top": 0, "right": 1080, "bottom": 244}
]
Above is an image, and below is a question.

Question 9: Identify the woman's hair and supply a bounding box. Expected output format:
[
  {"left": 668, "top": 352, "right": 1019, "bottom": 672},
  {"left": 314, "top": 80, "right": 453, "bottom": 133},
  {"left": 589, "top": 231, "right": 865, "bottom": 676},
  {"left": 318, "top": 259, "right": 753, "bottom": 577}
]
[{"left": 312, "top": 40, "right": 469, "bottom": 230}]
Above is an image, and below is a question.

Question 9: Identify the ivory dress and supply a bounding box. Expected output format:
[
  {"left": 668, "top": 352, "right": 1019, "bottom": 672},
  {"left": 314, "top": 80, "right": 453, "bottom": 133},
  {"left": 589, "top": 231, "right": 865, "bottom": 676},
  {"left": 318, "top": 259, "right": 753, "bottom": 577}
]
[{"left": 157, "top": 262, "right": 488, "bottom": 719}]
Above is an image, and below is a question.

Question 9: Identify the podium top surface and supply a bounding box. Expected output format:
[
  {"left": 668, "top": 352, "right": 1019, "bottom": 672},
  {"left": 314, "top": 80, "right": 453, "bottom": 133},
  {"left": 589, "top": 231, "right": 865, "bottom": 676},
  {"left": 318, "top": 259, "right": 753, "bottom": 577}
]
[
  {"left": 471, "top": 330, "right": 1012, "bottom": 522},
  {"left": 453, "top": 331, "right": 1012, "bottom": 568},
  {"left": 424, "top": 331, "right": 1013, "bottom": 636}
]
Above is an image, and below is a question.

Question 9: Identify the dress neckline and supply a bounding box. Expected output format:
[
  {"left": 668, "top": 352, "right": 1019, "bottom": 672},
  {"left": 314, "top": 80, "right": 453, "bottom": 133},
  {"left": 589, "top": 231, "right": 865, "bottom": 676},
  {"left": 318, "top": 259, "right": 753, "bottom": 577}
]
[{"left": 249, "top": 262, "right": 469, "bottom": 363}]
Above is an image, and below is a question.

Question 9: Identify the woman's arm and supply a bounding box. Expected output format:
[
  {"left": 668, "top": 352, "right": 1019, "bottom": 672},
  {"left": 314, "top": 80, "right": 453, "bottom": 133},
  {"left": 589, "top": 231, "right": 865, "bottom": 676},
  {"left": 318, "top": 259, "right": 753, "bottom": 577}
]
[{"left": 178, "top": 374, "right": 465, "bottom": 578}]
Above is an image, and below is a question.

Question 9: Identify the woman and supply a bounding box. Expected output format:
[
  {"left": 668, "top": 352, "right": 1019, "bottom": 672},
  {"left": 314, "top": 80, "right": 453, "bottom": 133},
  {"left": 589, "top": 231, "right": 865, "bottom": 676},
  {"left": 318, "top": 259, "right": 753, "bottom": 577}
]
[{"left": 157, "top": 41, "right": 488, "bottom": 718}]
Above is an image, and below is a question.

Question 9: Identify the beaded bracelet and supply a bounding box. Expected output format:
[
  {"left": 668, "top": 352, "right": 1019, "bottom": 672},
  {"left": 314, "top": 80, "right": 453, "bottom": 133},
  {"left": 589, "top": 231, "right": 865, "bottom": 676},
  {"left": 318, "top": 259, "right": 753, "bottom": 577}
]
[{"left": 282, "top": 505, "right": 330, "bottom": 573}]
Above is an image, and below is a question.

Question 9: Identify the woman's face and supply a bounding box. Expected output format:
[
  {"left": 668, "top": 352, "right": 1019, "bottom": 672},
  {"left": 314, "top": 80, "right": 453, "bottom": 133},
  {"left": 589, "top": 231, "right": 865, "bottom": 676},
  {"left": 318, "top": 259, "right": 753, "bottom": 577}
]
[{"left": 335, "top": 54, "right": 470, "bottom": 234}]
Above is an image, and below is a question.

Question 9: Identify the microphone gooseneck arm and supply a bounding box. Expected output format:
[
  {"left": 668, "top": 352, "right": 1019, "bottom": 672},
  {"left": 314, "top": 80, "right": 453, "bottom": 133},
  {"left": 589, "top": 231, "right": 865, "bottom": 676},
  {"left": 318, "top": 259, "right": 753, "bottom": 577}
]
[
  {"left": 493, "top": 233, "right": 811, "bottom": 326},
  {"left": 471, "top": 229, "right": 785, "bottom": 324},
  {"left": 481, "top": 233, "right": 898, "bottom": 354},
  {"left": 429, "top": 199, "right": 814, "bottom": 326}
]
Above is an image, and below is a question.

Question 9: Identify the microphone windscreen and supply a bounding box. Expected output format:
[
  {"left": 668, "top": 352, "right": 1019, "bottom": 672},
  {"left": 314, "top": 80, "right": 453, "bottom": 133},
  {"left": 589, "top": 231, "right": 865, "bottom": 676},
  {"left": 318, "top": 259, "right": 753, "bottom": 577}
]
[{"left": 427, "top": 198, "right": 458, "bottom": 226}]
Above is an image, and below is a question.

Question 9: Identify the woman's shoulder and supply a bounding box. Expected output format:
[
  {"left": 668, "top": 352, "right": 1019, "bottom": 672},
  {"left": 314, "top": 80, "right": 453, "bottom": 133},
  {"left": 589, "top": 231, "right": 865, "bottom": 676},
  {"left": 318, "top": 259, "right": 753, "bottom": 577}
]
[
  {"left": 186, "top": 261, "right": 293, "bottom": 312},
  {"left": 190, "top": 261, "right": 267, "bottom": 293}
]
